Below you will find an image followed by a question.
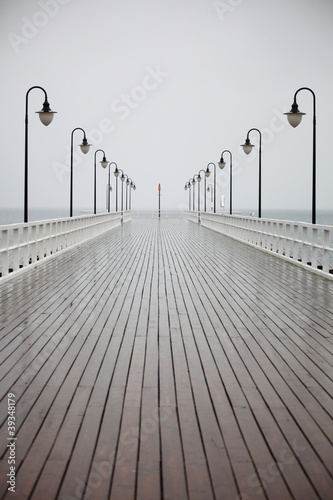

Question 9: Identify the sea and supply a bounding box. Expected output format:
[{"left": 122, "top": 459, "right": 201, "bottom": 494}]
[{"left": 0, "top": 207, "right": 333, "bottom": 226}]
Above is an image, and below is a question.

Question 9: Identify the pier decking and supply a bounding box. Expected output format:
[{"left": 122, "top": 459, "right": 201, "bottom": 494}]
[{"left": 0, "top": 218, "right": 332, "bottom": 499}]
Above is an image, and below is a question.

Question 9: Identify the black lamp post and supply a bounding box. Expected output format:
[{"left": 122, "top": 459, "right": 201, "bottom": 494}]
[
  {"left": 93, "top": 149, "right": 108, "bottom": 214},
  {"left": 116, "top": 168, "right": 126, "bottom": 212},
  {"left": 284, "top": 87, "right": 317, "bottom": 224},
  {"left": 197, "top": 166, "right": 211, "bottom": 212},
  {"left": 218, "top": 150, "right": 233, "bottom": 215},
  {"left": 106, "top": 163, "right": 113, "bottom": 212},
  {"left": 206, "top": 163, "right": 216, "bottom": 213},
  {"left": 184, "top": 181, "right": 192, "bottom": 211},
  {"left": 70, "top": 128, "right": 91, "bottom": 217},
  {"left": 207, "top": 184, "right": 213, "bottom": 210},
  {"left": 241, "top": 128, "right": 262, "bottom": 218},
  {"left": 24, "top": 86, "right": 56, "bottom": 222},
  {"left": 127, "top": 179, "right": 135, "bottom": 210},
  {"left": 111, "top": 162, "right": 119, "bottom": 211},
  {"left": 192, "top": 174, "right": 199, "bottom": 211}
]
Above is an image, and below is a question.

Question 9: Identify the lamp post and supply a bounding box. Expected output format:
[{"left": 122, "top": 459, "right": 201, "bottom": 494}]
[
  {"left": 241, "top": 128, "right": 262, "bottom": 218},
  {"left": 197, "top": 166, "right": 211, "bottom": 212},
  {"left": 105, "top": 162, "right": 113, "bottom": 212},
  {"left": 184, "top": 181, "right": 192, "bottom": 211},
  {"left": 218, "top": 150, "right": 233, "bottom": 215},
  {"left": 111, "top": 162, "right": 119, "bottom": 211},
  {"left": 192, "top": 174, "right": 199, "bottom": 211},
  {"left": 94, "top": 149, "right": 108, "bottom": 214},
  {"left": 207, "top": 184, "right": 213, "bottom": 210},
  {"left": 128, "top": 180, "right": 136, "bottom": 210},
  {"left": 70, "top": 128, "right": 91, "bottom": 217},
  {"left": 116, "top": 168, "right": 127, "bottom": 212},
  {"left": 284, "top": 87, "right": 316, "bottom": 224},
  {"left": 126, "top": 177, "right": 133, "bottom": 211},
  {"left": 205, "top": 163, "right": 216, "bottom": 213},
  {"left": 24, "top": 86, "right": 56, "bottom": 222}
]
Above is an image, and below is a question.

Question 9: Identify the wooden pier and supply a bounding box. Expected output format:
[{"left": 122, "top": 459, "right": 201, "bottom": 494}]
[{"left": 0, "top": 218, "right": 332, "bottom": 499}]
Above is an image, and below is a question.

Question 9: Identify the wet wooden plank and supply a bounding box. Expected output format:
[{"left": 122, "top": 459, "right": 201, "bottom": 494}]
[{"left": 0, "top": 218, "right": 332, "bottom": 500}]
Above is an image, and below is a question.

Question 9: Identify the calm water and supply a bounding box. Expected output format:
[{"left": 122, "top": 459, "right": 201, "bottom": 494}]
[
  {"left": 0, "top": 208, "right": 92, "bottom": 225},
  {"left": 0, "top": 207, "right": 333, "bottom": 226}
]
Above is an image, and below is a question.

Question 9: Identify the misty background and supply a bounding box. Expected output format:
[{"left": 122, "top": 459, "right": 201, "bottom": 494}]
[{"left": 1, "top": 0, "right": 333, "bottom": 218}]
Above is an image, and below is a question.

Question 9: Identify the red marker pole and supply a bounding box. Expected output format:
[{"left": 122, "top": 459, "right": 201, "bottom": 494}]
[{"left": 158, "top": 183, "right": 161, "bottom": 218}]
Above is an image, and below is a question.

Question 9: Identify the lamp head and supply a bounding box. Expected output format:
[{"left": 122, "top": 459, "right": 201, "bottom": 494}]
[
  {"left": 79, "top": 137, "right": 91, "bottom": 154},
  {"left": 218, "top": 157, "right": 226, "bottom": 169},
  {"left": 36, "top": 99, "right": 57, "bottom": 126},
  {"left": 205, "top": 167, "right": 210, "bottom": 177},
  {"left": 284, "top": 101, "right": 306, "bottom": 128},
  {"left": 241, "top": 138, "right": 254, "bottom": 155},
  {"left": 100, "top": 156, "right": 108, "bottom": 169},
  {"left": 197, "top": 174, "right": 202, "bottom": 183}
]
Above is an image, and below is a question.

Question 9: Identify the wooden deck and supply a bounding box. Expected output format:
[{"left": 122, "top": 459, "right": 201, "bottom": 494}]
[{"left": 0, "top": 218, "right": 332, "bottom": 500}]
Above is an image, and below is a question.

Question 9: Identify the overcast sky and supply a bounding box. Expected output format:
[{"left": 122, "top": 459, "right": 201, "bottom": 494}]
[{"left": 1, "top": 0, "right": 333, "bottom": 217}]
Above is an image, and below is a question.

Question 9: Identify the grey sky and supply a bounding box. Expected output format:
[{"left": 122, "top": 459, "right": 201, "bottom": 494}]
[{"left": 1, "top": 0, "right": 333, "bottom": 215}]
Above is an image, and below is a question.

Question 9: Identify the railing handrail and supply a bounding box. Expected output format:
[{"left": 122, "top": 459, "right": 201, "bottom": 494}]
[
  {"left": 0, "top": 211, "right": 131, "bottom": 279},
  {"left": 190, "top": 211, "right": 333, "bottom": 279}
]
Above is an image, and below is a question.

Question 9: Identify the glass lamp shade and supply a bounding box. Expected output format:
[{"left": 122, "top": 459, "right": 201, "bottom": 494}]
[
  {"left": 192, "top": 178, "right": 196, "bottom": 185},
  {"left": 284, "top": 109, "right": 305, "bottom": 128},
  {"left": 218, "top": 160, "right": 226, "bottom": 170},
  {"left": 184, "top": 185, "right": 188, "bottom": 190},
  {"left": 121, "top": 175, "right": 125, "bottom": 182},
  {"left": 205, "top": 168, "right": 210, "bottom": 177},
  {"left": 100, "top": 158, "right": 108, "bottom": 169},
  {"left": 241, "top": 140, "right": 254, "bottom": 155},
  {"left": 114, "top": 168, "right": 119, "bottom": 177},
  {"left": 36, "top": 99, "right": 56, "bottom": 126},
  {"left": 80, "top": 143, "right": 91, "bottom": 154},
  {"left": 197, "top": 175, "right": 202, "bottom": 183}
]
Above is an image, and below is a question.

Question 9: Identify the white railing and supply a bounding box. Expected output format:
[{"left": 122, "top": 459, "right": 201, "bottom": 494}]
[
  {"left": 190, "top": 211, "right": 333, "bottom": 279},
  {"left": 0, "top": 211, "right": 130, "bottom": 279},
  {"left": 132, "top": 209, "right": 187, "bottom": 219}
]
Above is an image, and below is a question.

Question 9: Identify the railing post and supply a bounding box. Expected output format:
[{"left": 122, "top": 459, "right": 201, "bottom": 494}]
[
  {"left": 13, "top": 228, "right": 20, "bottom": 272},
  {"left": 1, "top": 230, "right": 9, "bottom": 277},
  {"left": 302, "top": 226, "right": 308, "bottom": 264},
  {"left": 31, "top": 225, "right": 37, "bottom": 263},
  {"left": 312, "top": 227, "right": 318, "bottom": 270},
  {"left": 323, "top": 229, "right": 330, "bottom": 273}
]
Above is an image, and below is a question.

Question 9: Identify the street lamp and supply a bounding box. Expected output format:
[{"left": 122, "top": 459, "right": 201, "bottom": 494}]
[
  {"left": 207, "top": 184, "right": 213, "bottom": 210},
  {"left": 24, "top": 86, "right": 56, "bottom": 222},
  {"left": 127, "top": 179, "right": 135, "bottom": 210},
  {"left": 111, "top": 162, "right": 119, "bottom": 211},
  {"left": 115, "top": 168, "right": 127, "bottom": 213},
  {"left": 241, "top": 128, "right": 262, "bottom": 218},
  {"left": 192, "top": 174, "right": 199, "bottom": 211},
  {"left": 94, "top": 149, "right": 108, "bottom": 214},
  {"left": 197, "top": 166, "right": 211, "bottom": 212},
  {"left": 184, "top": 181, "right": 192, "bottom": 211},
  {"left": 70, "top": 128, "right": 91, "bottom": 217},
  {"left": 219, "top": 150, "right": 233, "bottom": 215},
  {"left": 205, "top": 163, "right": 216, "bottom": 213},
  {"left": 284, "top": 87, "right": 317, "bottom": 224}
]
